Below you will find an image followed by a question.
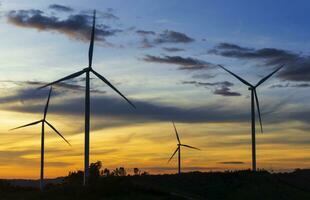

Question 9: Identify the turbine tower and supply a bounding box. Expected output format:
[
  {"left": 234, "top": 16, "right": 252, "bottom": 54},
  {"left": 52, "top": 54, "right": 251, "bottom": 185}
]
[
  {"left": 218, "top": 64, "right": 283, "bottom": 171},
  {"left": 10, "top": 87, "right": 71, "bottom": 191},
  {"left": 38, "top": 10, "right": 135, "bottom": 185},
  {"left": 168, "top": 122, "right": 200, "bottom": 174}
]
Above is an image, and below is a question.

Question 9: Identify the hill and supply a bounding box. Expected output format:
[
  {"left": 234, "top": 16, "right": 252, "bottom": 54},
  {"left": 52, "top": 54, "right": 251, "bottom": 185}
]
[{"left": 0, "top": 169, "right": 309, "bottom": 199}]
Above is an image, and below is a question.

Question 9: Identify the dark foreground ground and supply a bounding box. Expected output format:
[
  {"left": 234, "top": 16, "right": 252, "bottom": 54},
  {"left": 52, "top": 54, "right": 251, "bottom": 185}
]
[{"left": 0, "top": 169, "right": 309, "bottom": 200}]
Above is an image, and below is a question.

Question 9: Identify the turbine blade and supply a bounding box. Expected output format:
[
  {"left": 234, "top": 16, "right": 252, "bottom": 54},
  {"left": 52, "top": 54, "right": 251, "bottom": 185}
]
[
  {"left": 45, "top": 121, "right": 71, "bottom": 146},
  {"left": 255, "top": 65, "right": 284, "bottom": 87},
  {"left": 38, "top": 69, "right": 86, "bottom": 89},
  {"left": 168, "top": 147, "right": 179, "bottom": 163},
  {"left": 10, "top": 120, "right": 42, "bottom": 131},
  {"left": 91, "top": 69, "right": 136, "bottom": 109},
  {"left": 172, "top": 122, "right": 181, "bottom": 144},
  {"left": 181, "top": 144, "right": 201, "bottom": 150},
  {"left": 88, "top": 10, "right": 96, "bottom": 68},
  {"left": 43, "top": 87, "right": 52, "bottom": 120},
  {"left": 254, "top": 89, "right": 263, "bottom": 133},
  {"left": 218, "top": 65, "right": 253, "bottom": 87}
]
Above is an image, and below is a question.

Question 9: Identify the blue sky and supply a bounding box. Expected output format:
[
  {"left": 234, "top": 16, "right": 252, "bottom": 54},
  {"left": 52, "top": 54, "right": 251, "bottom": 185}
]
[{"left": 0, "top": 0, "right": 309, "bottom": 178}]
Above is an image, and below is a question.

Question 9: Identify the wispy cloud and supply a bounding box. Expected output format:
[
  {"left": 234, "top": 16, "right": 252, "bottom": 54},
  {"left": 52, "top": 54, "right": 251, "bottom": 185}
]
[
  {"left": 7, "top": 9, "right": 121, "bottom": 43},
  {"left": 269, "top": 83, "right": 310, "bottom": 88},
  {"left": 48, "top": 4, "right": 73, "bottom": 12},
  {"left": 137, "top": 29, "right": 194, "bottom": 48},
  {"left": 182, "top": 81, "right": 241, "bottom": 97},
  {"left": 209, "top": 42, "right": 310, "bottom": 82},
  {"left": 143, "top": 55, "right": 215, "bottom": 70},
  {"left": 217, "top": 161, "right": 245, "bottom": 165},
  {"left": 162, "top": 47, "right": 185, "bottom": 52}
]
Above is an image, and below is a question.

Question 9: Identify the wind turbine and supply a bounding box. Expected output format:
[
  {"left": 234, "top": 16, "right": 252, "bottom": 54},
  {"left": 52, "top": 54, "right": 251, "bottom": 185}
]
[
  {"left": 168, "top": 122, "right": 200, "bottom": 174},
  {"left": 218, "top": 64, "right": 284, "bottom": 171},
  {"left": 38, "top": 10, "right": 135, "bottom": 185},
  {"left": 10, "top": 87, "right": 71, "bottom": 191}
]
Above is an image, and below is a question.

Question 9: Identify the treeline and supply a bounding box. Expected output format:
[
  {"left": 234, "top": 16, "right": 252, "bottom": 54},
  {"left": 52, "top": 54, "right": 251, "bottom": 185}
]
[{"left": 63, "top": 161, "right": 149, "bottom": 185}]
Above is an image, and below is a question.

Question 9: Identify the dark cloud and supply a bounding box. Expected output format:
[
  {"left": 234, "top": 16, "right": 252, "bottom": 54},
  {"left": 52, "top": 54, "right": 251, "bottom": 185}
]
[
  {"left": 1, "top": 85, "right": 309, "bottom": 132},
  {"left": 182, "top": 81, "right": 241, "bottom": 97},
  {"left": 1, "top": 92, "right": 249, "bottom": 125},
  {"left": 143, "top": 55, "right": 215, "bottom": 70},
  {"left": 218, "top": 161, "right": 245, "bottom": 165},
  {"left": 7, "top": 9, "right": 121, "bottom": 43},
  {"left": 192, "top": 73, "right": 216, "bottom": 79},
  {"left": 162, "top": 47, "right": 185, "bottom": 52},
  {"left": 97, "top": 9, "right": 119, "bottom": 20},
  {"left": 215, "top": 42, "right": 252, "bottom": 51},
  {"left": 182, "top": 81, "right": 233, "bottom": 87},
  {"left": 154, "top": 30, "right": 194, "bottom": 44},
  {"left": 209, "top": 42, "right": 310, "bottom": 82},
  {"left": 214, "top": 86, "right": 241, "bottom": 97},
  {"left": 0, "top": 87, "right": 59, "bottom": 104},
  {"left": 136, "top": 29, "right": 194, "bottom": 48},
  {"left": 0, "top": 80, "right": 105, "bottom": 104},
  {"left": 48, "top": 4, "right": 73, "bottom": 12},
  {"left": 269, "top": 83, "right": 310, "bottom": 88},
  {"left": 136, "top": 30, "right": 156, "bottom": 36}
]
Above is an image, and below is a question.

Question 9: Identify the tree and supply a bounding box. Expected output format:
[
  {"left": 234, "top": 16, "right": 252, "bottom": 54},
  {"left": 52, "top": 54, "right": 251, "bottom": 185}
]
[
  {"left": 141, "top": 171, "right": 149, "bottom": 176},
  {"left": 64, "top": 170, "right": 84, "bottom": 185},
  {"left": 103, "top": 168, "right": 110, "bottom": 176},
  {"left": 112, "top": 167, "right": 127, "bottom": 176},
  {"left": 134, "top": 168, "right": 141, "bottom": 176},
  {"left": 89, "top": 161, "right": 102, "bottom": 183}
]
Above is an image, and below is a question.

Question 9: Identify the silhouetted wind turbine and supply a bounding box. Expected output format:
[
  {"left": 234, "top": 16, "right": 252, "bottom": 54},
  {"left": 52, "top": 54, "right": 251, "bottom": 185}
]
[
  {"left": 168, "top": 122, "right": 200, "bottom": 174},
  {"left": 218, "top": 64, "right": 284, "bottom": 171},
  {"left": 38, "top": 10, "right": 135, "bottom": 185},
  {"left": 10, "top": 87, "right": 70, "bottom": 191}
]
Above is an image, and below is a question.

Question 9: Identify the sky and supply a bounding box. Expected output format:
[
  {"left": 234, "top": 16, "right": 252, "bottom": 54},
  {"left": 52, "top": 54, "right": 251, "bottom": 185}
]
[{"left": 0, "top": 0, "right": 309, "bottom": 179}]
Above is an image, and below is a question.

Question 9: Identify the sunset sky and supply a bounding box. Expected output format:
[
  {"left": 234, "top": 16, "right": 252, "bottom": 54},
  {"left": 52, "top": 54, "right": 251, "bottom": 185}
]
[{"left": 0, "top": 0, "right": 309, "bottom": 179}]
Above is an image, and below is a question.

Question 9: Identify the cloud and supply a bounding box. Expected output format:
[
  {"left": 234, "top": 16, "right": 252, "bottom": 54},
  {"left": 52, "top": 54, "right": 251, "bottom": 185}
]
[
  {"left": 143, "top": 55, "right": 215, "bottom": 70},
  {"left": 0, "top": 149, "right": 72, "bottom": 167},
  {"left": 0, "top": 91, "right": 250, "bottom": 125},
  {"left": 136, "top": 29, "right": 194, "bottom": 48},
  {"left": 218, "top": 161, "right": 245, "bottom": 165},
  {"left": 214, "top": 86, "right": 241, "bottom": 97},
  {"left": 192, "top": 73, "right": 216, "bottom": 79},
  {"left": 162, "top": 47, "right": 185, "bottom": 52},
  {"left": 269, "top": 83, "right": 310, "bottom": 88},
  {"left": 1, "top": 82, "right": 309, "bottom": 130},
  {"left": 182, "top": 81, "right": 241, "bottom": 97},
  {"left": 0, "top": 80, "right": 105, "bottom": 104},
  {"left": 209, "top": 42, "right": 310, "bottom": 82},
  {"left": 154, "top": 30, "right": 194, "bottom": 44},
  {"left": 48, "top": 4, "right": 73, "bottom": 12},
  {"left": 97, "top": 8, "right": 119, "bottom": 20},
  {"left": 182, "top": 81, "right": 233, "bottom": 87},
  {"left": 142, "top": 166, "right": 222, "bottom": 172},
  {"left": 136, "top": 30, "right": 156, "bottom": 36},
  {"left": 7, "top": 9, "right": 121, "bottom": 43}
]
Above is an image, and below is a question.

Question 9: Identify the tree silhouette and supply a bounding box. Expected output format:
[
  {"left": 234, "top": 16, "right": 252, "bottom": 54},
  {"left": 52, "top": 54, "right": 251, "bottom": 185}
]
[
  {"left": 134, "top": 168, "right": 141, "bottom": 176},
  {"left": 89, "top": 161, "right": 102, "bottom": 183},
  {"left": 103, "top": 168, "right": 110, "bottom": 176},
  {"left": 111, "top": 167, "right": 127, "bottom": 176},
  {"left": 64, "top": 170, "right": 84, "bottom": 185}
]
